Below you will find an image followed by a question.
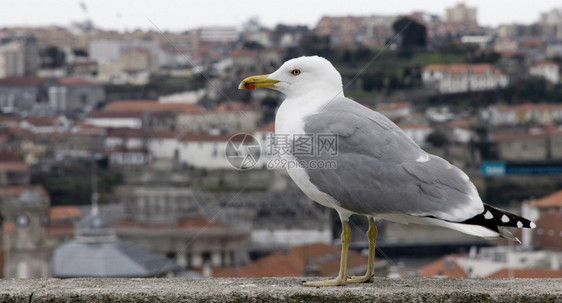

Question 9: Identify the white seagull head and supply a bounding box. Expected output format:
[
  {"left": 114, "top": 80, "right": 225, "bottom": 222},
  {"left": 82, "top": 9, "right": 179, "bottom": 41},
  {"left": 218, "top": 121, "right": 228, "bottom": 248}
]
[{"left": 239, "top": 56, "right": 343, "bottom": 99}]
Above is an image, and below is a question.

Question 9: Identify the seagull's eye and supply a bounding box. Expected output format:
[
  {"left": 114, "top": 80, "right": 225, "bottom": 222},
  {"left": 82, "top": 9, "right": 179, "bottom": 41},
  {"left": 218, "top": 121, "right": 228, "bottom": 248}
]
[{"left": 290, "top": 69, "right": 301, "bottom": 76}]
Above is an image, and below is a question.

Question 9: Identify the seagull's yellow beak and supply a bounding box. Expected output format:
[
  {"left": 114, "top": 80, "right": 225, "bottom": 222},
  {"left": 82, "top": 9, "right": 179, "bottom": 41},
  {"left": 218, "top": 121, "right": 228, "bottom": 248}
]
[{"left": 238, "top": 74, "right": 279, "bottom": 90}]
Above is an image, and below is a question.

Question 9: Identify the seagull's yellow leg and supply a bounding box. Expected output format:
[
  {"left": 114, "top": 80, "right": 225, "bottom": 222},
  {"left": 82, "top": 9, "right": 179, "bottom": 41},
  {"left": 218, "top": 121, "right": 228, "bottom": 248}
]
[
  {"left": 348, "top": 217, "right": 377, "bottom": 283},
  {"left": 303, "top": 220, "right": 351, "bottom": 287}
]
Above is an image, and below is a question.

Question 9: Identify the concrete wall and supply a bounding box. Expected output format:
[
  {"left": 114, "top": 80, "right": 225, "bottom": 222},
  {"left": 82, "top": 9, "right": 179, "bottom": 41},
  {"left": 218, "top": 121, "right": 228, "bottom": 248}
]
[{"left": 0, "top": 277, "right": 560, "bottom": 303}]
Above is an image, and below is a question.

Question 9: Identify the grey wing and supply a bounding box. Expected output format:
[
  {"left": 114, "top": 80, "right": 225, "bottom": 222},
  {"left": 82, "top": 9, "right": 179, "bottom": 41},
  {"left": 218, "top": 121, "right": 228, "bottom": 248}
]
[{"left": 299, "top": 98, "right": 484, "bottom": 222}]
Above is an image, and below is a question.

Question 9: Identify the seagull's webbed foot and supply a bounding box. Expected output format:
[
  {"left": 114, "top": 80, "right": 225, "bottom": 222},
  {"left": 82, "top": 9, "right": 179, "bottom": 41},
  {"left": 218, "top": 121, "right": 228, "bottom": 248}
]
[
  {"left": 303, "top": 277, "right": 347, "bottom": 287},
  {"left": 347, "top": 273, "right": 374, "bottom": 283},
  {"left": 348, "top": 217, "right": 377, "bottom": 284}
]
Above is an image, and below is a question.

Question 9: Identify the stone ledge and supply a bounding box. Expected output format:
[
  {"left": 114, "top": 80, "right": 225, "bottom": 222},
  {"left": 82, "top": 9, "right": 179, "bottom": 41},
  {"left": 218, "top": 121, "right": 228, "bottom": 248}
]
[{"left": 0, "top": 277, "right": 561, "bottom": 303}]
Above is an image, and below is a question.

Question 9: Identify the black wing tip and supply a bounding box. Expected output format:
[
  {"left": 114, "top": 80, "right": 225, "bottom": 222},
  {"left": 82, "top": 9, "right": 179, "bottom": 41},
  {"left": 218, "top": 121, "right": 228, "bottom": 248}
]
[{"left": 461, "top": 204, "right": 536, "bottom": 236}]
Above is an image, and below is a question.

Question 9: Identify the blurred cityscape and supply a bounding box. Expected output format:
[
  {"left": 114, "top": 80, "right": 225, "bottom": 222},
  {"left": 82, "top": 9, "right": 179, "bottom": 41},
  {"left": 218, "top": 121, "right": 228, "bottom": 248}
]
[{"left": 1, "top": 2, "right": 562, "bottom": 279}]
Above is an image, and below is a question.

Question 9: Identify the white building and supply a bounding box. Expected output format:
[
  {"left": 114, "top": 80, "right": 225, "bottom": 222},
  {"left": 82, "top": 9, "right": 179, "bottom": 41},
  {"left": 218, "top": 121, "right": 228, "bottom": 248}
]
[
  {"left": 85, "top": 111, "right": 143, "bottom": 129},
  {"left": 253, "top": 122, "right": 275, "bottom": 169},
  {"left": 422, "top": 64, "right": 508, "bottom": 94},
  {"left": 398, "top": 123, "right": 432, "bottom": 147},
  {"left": 481, "top": 103, "right": 562, "bottom": 126},
  {"left": 529, "top": 61, "right": 560, "bottom": 84},
  {"left": 0, "top": 41, "right": 24, "bottom": 78},
  {"left": 375, "top": 101, "right": 412, "bottom": 120},
  {"left": 177, "top": 133, "right": 238, "bottom": 169},
  {"left": 146, "top": 132, "right": 181, "bottom": 161},
  {"left": 199, "top": 26, "right": 239, "bottom": 43},
  {"left": 89, "top": 40, "right": 160, "bottom": 62},
  {"left": 0, "top": 35, "right": 40, "bottom": 79}
]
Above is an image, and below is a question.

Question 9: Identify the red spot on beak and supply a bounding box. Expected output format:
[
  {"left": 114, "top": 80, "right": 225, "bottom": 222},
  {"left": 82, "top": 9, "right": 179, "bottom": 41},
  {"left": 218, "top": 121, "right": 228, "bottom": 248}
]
[{"left": 246, "top": 83, "right": 256, "bottom": 90}]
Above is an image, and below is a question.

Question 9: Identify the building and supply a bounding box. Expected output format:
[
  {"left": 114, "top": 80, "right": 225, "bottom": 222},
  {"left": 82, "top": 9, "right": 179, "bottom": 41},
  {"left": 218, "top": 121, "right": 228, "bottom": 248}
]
[
  {"left": 176, "top": 133, "right": 241, "bottom": 169},
  {"left": 0, "top": 34, "right": 40, "bottom": 79},
  {"left": 398, "top": 123, "right": 432, "bottom": 147},
  {"left": 0, "top": 152, "right": 30, "bottom": 185},
  {"left": 445, "top": 3, "right": 477, "bottom": 24},
  {"left": 481, "top": 103, "right": 562, "bottom": 126},
  {"left": 491, "top": 130, "right": 548, "bottom": 161},
  {"left": 89, "top": 40, "right": 159, "bottom": 63},
  {"left": 53, "top": 208, "right": 181, "bottom": 278},
  {"left": 54, "top": 76, "right": 105, "bottom": 113},
  {"left": 375, "top": 101, "right": 412, "bottom": 121},
  {"left": 213, "top": 242, "right": 383, "bottom": 278},
  {"left": 422, "top": 64, "right": 508, "bottom": 94},
  {"left": 47, "top": 205, "right": 83, "bottom": 244},
  {"left": 19, "top": 115, "right": 71, "bottom": 133},
  {"left": 85, "top": 100, "right": 204, "bottom": 130},
  {"left": 118, "top": 49, "right": 159, "bottom": 73},
  {"left": 529, "top": 61, "right": 560, "bottom": 84},
  {"left": 0, "top": 77, "right": 52, "bottom": 113},
  {"left": 529, "top": 190, "right": 562, "bottom": 251},
  {"left": 0, "top": 76, "right": 105, "bottom": 114},
  {"left": 539, "top": 8, "right": 562, "bottom": 41},
  {"left": 85, "top": 111, "right": 144, "bottom": 129},
  {"left": 89, "top": 39, "right": 160, "bottom": 84},
  {"left": 314, "top": 15, "right": 394, "bottom": 47},
  {"left": 176, "top": 101, "right": 261, "bottom": 134},
  {"left": 414, "top": 254, "right": 468, "bottom": 278},
  {"left": 413, "top": 248, "right": 562, "bottom": 278},
  {"left": 119, "top": 186, "right": 199, "bottom": 224},
  {"left": 116, "top": 215, "right": 250, "bottom": 273},
  {"left": 1, "top": 185, "right": 53, "bottom": 278}
]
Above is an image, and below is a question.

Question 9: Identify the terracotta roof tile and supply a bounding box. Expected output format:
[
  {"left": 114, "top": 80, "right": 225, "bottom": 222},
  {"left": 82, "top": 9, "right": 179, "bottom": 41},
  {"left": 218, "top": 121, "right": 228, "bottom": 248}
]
[
  {"left": 416, "top": 255, "right": 468, "bottom": 278},
  {"left": 214, "top": 101, "right": 254, "bottom": 112},
  {"left": 179, "top": 132, "right": 252, "bottom": 143},
  {"left": 0, "top": 151, "right": 23, "bottom": 162},
  {"left": 0, "top": 152, "right": 28, "bottom": 171},
  {"left": 22, "top": 116, "right": 60, "bottom": 127},
  {"left": 256, "top": 122, "right": 274, "bottom": 132},
  {"left": 213, "top": 242, "right": 368, "bottom": 278},
  {"left": 494, "top": 103, "right": 562, "bottom": 112},
  {"left": 87, "top": 111, "right": 144, "bottom": 119},
  {"left": 0, "top": 184, "right": 48, "bottom": 198},
  {"left": 487, "top": 268, "right": 562, "bottom": 278},
  {"left": 0, "top": 76, "right": 48, "bottom": 86},
  {"left": 103, "top": 100, "right": 204, "bottom": 114},
  {"left": 532, "top": 190, "right": 562, "bottom": 208},
  {"left": 49, "top": 206, "right": 83, "bottom": 221}
]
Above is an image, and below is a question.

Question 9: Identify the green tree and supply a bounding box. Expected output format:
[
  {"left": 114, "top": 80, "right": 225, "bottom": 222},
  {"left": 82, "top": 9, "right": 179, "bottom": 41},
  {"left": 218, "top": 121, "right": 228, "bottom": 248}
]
[
  {"left": 41, "top": 46, "right": 66, "bottom": 68},
  {"left": 392, "top": 17, "right": 427, "bottom": 49},
  {"left": 426, "top": 130, "right": 449, "bottom": 147}
]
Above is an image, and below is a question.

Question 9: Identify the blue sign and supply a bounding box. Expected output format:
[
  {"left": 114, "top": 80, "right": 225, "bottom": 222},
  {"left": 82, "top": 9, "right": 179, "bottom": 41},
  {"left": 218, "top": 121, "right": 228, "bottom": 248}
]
[
  {"left": 481, "top": 160, "right": 562, "bottom": 176},
  {"left": 481, "top": 161, "right": 506, "bottom": 176}
]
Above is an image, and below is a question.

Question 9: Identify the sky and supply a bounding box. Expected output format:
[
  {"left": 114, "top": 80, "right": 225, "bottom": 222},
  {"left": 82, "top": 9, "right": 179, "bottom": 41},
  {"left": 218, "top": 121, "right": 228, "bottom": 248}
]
[{"left": 3, "top": 0, "right": 562, "bottom": 32}]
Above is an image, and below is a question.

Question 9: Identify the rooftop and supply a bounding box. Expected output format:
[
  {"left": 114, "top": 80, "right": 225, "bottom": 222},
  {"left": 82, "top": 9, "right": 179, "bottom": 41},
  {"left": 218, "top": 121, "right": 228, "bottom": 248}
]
[
  {"left": 532, "top": 189, "right": 562, "bottom": 208},
  {"left": 214, "top": 242, "right": 370, "bottom": 278},
  {"left": 415, "top": 254, "right": 468, "bottom": 278},
  {"left": 103, "top": 100, "right": 205, "bottom": 114},
  {"left": 487, "top": 268, "right": 562, "bottom": 278}
]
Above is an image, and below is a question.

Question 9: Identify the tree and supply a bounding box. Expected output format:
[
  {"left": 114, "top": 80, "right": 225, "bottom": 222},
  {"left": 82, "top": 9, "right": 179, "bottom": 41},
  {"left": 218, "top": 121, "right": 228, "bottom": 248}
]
[
  {"left": 426, "top": 130, "right": 449, "bottom": 147},
  {"left": 392, "top": 17, "right": 427, "bottom": 50},
  {"left": 41, "top": 46, "right": 66, "bottom": 68}
]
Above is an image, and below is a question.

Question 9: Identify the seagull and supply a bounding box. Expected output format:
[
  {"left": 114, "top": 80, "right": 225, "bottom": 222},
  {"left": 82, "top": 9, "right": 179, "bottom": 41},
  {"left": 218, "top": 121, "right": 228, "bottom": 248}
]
[{"left": 238, "top": 56, "right": 536, "bottom": 286}]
